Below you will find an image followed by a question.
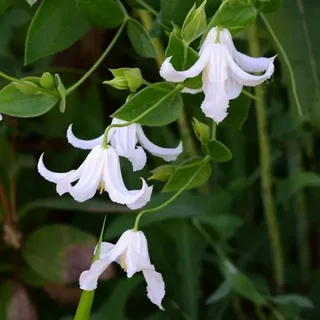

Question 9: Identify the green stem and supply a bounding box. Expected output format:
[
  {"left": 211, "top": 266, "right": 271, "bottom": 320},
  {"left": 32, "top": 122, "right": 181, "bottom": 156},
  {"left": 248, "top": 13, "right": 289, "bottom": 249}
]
[
  {"left": 260, "top": 13, "right": 303, "bottom": 117},
  {"left": 135, "top": 0, "right": 158, "bottom": 17},
  {"left": 133, "top": 156, "right": 211, "bottom": 230},
  {"left": 66, "top": 21, "right": 127, "bottom": 96},
  {"left": 248, "top": 22, "right": 284, "bottom": 293},
  {"left": 0, "top": 72, "right": 60, "bottom": 97},
  {"left": 102, "top": 85, "right": 184, "bottom": 147},
  {"left": 242, "top": 89, "right": 260, "bottom": 102}
]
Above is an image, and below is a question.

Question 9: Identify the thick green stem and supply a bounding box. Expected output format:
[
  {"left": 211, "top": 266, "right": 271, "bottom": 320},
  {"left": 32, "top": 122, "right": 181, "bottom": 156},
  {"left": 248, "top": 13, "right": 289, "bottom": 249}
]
[
  {"left": 248, "top": 22, "right": 284, "bottom": 292},
  {"left": 66, "top": 22, "right": 126, "bottom": 96}
]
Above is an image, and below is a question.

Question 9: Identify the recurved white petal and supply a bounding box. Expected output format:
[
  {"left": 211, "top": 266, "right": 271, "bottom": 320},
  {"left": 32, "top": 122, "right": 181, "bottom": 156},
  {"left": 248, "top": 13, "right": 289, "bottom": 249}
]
[
  {"left": 80, "top": 259, "right": 111, "bottom": 291},
  {"left": 123, "top": 146, "right": 147, "bottom": 172},
  {"left": 143, "top": 269, "right": 165, "bottom": 310},
  {"left": 160, "top": 45, "right": 210, "bottom": 82},
  {"left": 67, "top": 124, "right": 104, "bottom": 150},
  {"left": 136, "top": 125, "right": 182, "bottom": 161},
  {"left": 226, "top": 50, "right": 275, "bottom": 87},
  {"left": 103, "top": 147, "right": 152, "bottom": 209},
  {"left": 201, "top": 92, "right": 229, "bottom": 123},
  {"left": 37, "top": 153, "right": 81, "bottom": 184},
  {"left": 68, "top": 147, "right": 105, "bottom": 202}
]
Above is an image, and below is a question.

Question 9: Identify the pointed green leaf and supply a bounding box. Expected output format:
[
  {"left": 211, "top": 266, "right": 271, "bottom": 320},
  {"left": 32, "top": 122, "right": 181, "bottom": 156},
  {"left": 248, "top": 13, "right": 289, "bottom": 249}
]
[
  {"left": 25, "top": 0, "right": 90, "bottom": 64},
  {"left": 54, "top": 74, "right": 66, "bottom": 112},
  {"left": 76, "top": 0, "right": 125, "bottom": 29},
  {"left": 127, "top": 18, "right": 157, "bottom": 58},
  {"left": 207, "top": 140, "right": 232, "bottom": 162}
]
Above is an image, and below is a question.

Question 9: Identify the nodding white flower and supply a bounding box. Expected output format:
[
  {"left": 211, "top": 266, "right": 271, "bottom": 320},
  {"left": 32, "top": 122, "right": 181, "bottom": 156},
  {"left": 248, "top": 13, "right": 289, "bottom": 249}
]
[
  {"left": 0, "top": 114, "right": 2, "bottom": 121},
  {"left": 67, "top": 118, "right": 183, "bottom": 172},
  {"left": 160, "top": 27, "right": 276, "bottom": 123},
  {"left": 80, "top": 229, "right": 165, "bottom": 310},
  {"left": 37, "top": 145, "right": 152, "bottom": 209}
]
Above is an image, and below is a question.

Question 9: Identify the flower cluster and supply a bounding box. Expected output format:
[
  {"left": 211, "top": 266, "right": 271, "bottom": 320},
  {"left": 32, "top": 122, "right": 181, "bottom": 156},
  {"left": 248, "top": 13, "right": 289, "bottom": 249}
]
[{"left": 35, "top": 27, "right": 275, "bottom": 309}]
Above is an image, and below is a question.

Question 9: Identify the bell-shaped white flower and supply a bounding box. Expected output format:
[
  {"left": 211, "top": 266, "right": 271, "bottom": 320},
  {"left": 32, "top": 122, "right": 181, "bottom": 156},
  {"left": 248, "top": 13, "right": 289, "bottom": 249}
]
[
  {"left": 37, "top": 145, "right": 152, "bottom": 209},
  {"left": 67, "top": 118, "right": 182, "bottom": 172},
  {"left": 160, "top": 27, "right": 275, "bottom": 123},
  {"left": 80, "top": 229, "right": 165, "bottom": 309}
]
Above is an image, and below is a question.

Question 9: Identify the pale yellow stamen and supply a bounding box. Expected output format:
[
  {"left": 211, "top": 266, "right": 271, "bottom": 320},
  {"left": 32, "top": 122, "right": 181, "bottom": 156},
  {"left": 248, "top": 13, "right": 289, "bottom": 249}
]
[
  {"left": 98, "top": 180, "right": 105, "bottom": 194},
  {"left": 120, "top": 252, "right": 127, "bottom": 271}
]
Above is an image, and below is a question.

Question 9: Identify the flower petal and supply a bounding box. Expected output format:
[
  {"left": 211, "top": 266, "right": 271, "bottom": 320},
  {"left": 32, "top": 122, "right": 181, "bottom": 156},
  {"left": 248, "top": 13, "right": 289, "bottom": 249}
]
[
  {"left": 160, "top": 45, "right": 210, "bottom": 82},
  {"left": 94, "top": 242, "right": 114, "bottom": 259},
  {"left": 68, "top": 147, "right": 104, "bottom": 202},
  {"left": 37, "top": 153, "right": 81, "bottom": 185},
  {"left": 226, "top": 50, "right": 275, "bottom": 87},
  {"left": 201, "top": 44, "right": 229, "bottom": 123},
  {"left": 103, "top": 147, "right": 153, "bottom": 209},
  {"left": 80, "top": 259, "right": 111, "bottom": 290},
  {"left": 67, "top": 124, "right": 104, "bottom": 150},
  {"left": 123, "top": 147, "right": 147, "bottom": 172},
  {"left": 136, "top": 125, "right": 182, "bottom": 161},
  {"left": 125, "top": 231, "right": 152, "bottom": 277},
  {"left": 181, "top": 87, "right": 203, "bottom": 94},
  {"left": 225, "top": 77, "right": 243, "bottom": 100},
  {"left": 143, "top": 269, "right": 165, "bottom": 310}
]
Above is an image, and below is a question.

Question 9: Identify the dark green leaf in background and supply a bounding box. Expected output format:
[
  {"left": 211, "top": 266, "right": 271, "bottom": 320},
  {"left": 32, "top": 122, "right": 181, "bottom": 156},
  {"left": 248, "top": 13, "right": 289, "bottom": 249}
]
[
  {"left": 127, "top": 18, "right": 157, "bottom": 58},
  {"left": 0, "top": 0, "right": 13, "bottom": 15},
  {"left": 0, "top": 83, "right": 59, "bottom": 117},
  {"left": 76, "top": 0, "right": 125, "bottom": 29},
  {"left": 25, "top": 0, "right": 90, "bottom": 64},
  {"left": 258, "top": 0, "right": 282, "bottom": 14},
  {"left": 271, "top": 294, "right": 314, "bottom": 309},
  {"left": 22, "top": 224, "right": 96, "bottom": 283},
  {"left": 112, "top": 83, "right": 183, "bottom": 126},
  {"left": 160, "top": 0, "right": 194, "bottom": 26}
]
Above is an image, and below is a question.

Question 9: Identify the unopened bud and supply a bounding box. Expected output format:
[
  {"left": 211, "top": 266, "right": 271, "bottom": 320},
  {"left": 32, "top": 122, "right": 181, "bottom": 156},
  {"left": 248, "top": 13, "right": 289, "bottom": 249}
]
[
  {"left": 104, "top": 68, "right": 144, "bottom": 92},
  {"left": 192, "top": 118, "right": 210, "bottom": 144},
  {"left": 40, "top": 72, "right": 55, "bottom": 89},
  {"left": 12, "top": 81, "right": 40, "bottom": 94}
]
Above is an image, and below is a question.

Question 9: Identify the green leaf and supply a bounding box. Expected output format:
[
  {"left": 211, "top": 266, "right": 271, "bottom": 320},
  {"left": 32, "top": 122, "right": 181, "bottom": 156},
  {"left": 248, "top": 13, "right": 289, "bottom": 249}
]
[
  {"left": 54, "top": 74, "right": 66, "bottom": 112},
  {"left": 167, "top": 220, "right": 205, "bottom": 319},
  {"left": 224, "top": 261, "right": 266, "bottom": 305},
  {"left": 104, "top": 193, "right": 232, "bottom": 239},
  {"left": 182, "top": 0, "right": 207, "bottom": 44},
  {"left": 267, "top": 2, "right": 320, "bottom": 122},
  {"left": 112, "top": 83, "right": 183, "bottom": 126},
  {"left": 206, "top": 278, "right": 233, "bottom": 304},
  {"left": 192, "top": 118, "right": 210, "bottom": 144},
  {"left": 276, "top": 172, "right": 320, "bottom": 204},
  {"left": 165, "top": 33, "right": 202, "bottom": 89},
  {"left": 25, "top": 0, "right": 90, "bottom": 64},
  {"left": 271, "top": 294, "right": 314, "bottom": 309},
  {"left": 160, "top": 0, "right": 194, "bottom": 26},
  {"left": 222, "top": 94, "right": 251, "bottom": 129},
  {"left": 91, "top": 277, "right": 143, "bottom": 320},
  {"left": 258, "top": 0, "right": 282, "bottom": 14},
  {"left": 26, "top": 0, "right": 38, "bottom": 6},
  {"left": 204, "top": 3, "right": 258, "bottom": 38},
  {"left": 0, "top": 83, "right": 59, "bottom": 117},
  {"left": 127, "top": 18, "right": 157, "bottom": 58},
  {"left": 0, "top": 0, "right": 13, "bottom": 15},
  {"left": 163, "top": 157, "right": 212, "bottom": 192},
  {"left": 22, "top": 224, "right": 96, "bottom": 283},
  {"left": 149, "top": 164, "right": 175, "bottom": 182},
  {"left": 76, "top": 0, "right": 125, "bottom": 29},
  {"left": 207, "top": 140, "right": 232, "bottom": 162}
]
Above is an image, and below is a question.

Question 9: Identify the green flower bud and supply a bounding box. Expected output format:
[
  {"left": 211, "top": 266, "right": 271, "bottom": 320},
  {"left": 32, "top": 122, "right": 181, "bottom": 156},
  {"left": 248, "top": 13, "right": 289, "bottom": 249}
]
[
  {"left": 104, "top": 68, "right": 144, "bottom": 92},
  {"left": 40, "top": 72, "right": 55, "bottom": 89},
  {"left": 182, "top": 0, "right": 207, "bottom": 44},
  {"left": 149, "top": 164, "right": 175, "bottom": 182},
  {"left": 192, "top": 118, "right": 210, "bottom": 144},
  {"left": 12, "top": 81, "right": 40, "bottom": 94}
]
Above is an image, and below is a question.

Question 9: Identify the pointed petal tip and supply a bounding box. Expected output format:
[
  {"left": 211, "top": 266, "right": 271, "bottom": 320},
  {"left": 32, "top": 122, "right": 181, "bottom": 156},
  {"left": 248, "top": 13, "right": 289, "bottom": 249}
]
[{"left": 160, "top": 57, "right": 186, "bottom": 83}]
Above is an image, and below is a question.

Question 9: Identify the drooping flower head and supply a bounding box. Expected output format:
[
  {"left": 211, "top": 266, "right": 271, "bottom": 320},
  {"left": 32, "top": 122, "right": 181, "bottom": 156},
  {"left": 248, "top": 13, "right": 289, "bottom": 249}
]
[
  {"left": 67, "top": 118, "right": 183, "bottom": 171},
  {"left": 80, "top": 229, "right": 165, "bottom": 309},
  {"left": 38, "top": 145, "right": 152, "bottom": 209},
  {"left": 160, "top": 27, "right": 275, "bottom": 123}
]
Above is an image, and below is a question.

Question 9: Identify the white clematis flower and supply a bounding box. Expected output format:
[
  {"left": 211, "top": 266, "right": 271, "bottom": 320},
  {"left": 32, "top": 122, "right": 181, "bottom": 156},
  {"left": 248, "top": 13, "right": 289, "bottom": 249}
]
[
  {"left": 37, "top": 145, "right": 152, "bottom": 209},
  {"left": 160, "top": 27, "right": 276, "bottom": 123},
  {"left": 80, "top": 229, "right": 165, "bottom": 310},
  {"left": 67, "top": 118, "right": 182, "bottom": 171}
]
